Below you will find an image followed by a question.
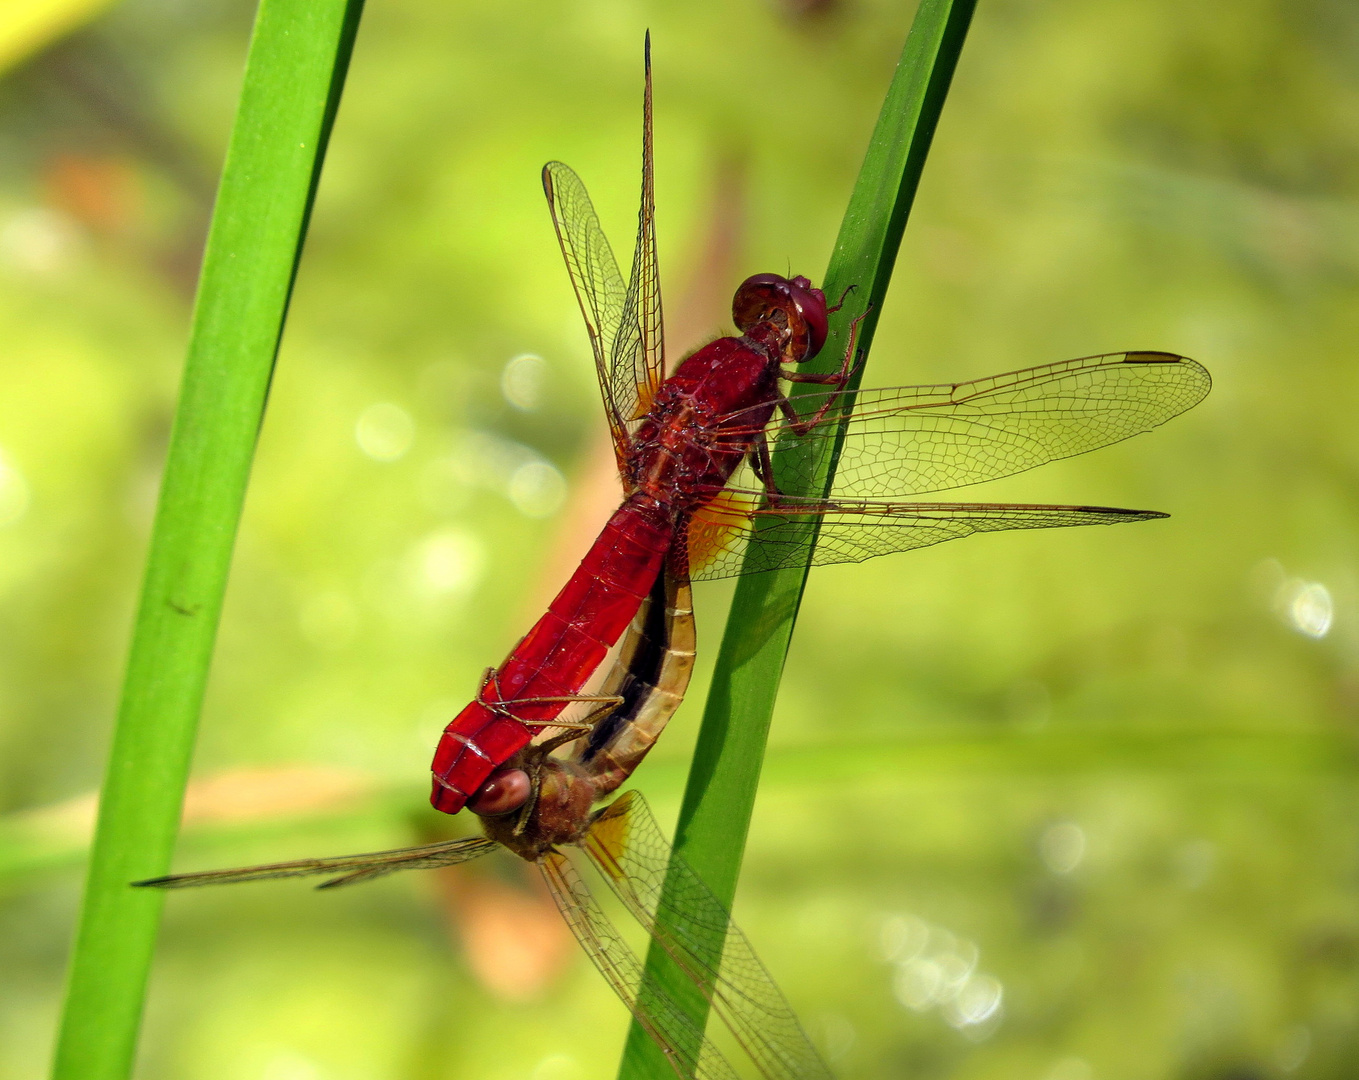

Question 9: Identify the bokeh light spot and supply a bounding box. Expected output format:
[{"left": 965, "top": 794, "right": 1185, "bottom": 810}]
[
  {"left": 879, "top": 912, "right": 929, "bottom": 962},
  {"left": 530, "top": 1054, "right": 581, "bottom": 1080},
  {"left": 944, "top": 973, "right": 1003, "bottom": 1029},
  {"left": 815, "top": 1013, "right": 857, "bottom": 1064},
  {"left": 0, "top": 207, "right": 80, "bottom": 274},
  {"left": 883, "top": 912, "right": 1000, "bottom": 1035},
  {"left": 509, "top": 460, "right": 567, "bottom": 518},
  {"left": 1275, "top": 1026, "right": 1311, "bottom": 1072},
  {"left": 1284, "top": 580, "right": 1332, "bottom": 638},
  {"left": 261, "top": 1052, "right": 326, "bottom": 1080},
  {"left": 1045, "top": 1057, "right": 1093, "bottom": 1080},
  {"left": 1259, "top": 560, "right": 1335, "bottom": 638},
  {"left": 417, "top": 527, "right": 484, "bottom": 596},
  {"left": 501, "top": 353, "right": 547, "bottom": 411},
  {"left": 937, "top": 945, "right": 978, "bottom": 994},
  {"left": 355, "top": 402, "right": 415, "bottom": 461},
  {"left": 894, "top": 957, "right": 943, "bottom": 1010},
  {"left": 0, "top": 450, "right": 30, "bottom": 527},
  {"left": 1039, "top": 821, "right": 1087, "bottom": 874}
]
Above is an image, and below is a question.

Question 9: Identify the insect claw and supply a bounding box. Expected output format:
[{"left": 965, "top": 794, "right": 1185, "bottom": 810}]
[{"left": 825, "top": 282, "right": 857, "bottom": 316}]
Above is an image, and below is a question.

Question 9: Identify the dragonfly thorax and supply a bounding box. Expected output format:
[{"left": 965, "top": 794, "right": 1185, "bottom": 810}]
[{"left": 627, "top": 340, "right": 780, "bottom": 504}]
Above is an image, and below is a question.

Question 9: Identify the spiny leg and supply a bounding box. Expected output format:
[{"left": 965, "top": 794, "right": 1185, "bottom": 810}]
[
  {"left": 778, "top": 306, "right": 871, "bottom": 434},
  {"left": 513, "top": 698, "right": 625, "bottom": 836},
  {"left": 477, "top": 667, "right": 624, "bottom": 734},
  {"left": 747, "top": 428, "right": 784, "bottom": 507},
  {"left": 825, "top": 282, "right": 856, "bottom": 315}
]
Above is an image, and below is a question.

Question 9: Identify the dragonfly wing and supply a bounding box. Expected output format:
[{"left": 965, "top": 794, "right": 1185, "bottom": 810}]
[
  {"left": 542, "top": 45, "right": 665, "bottom": 467},
  {"left": 582, "top": 792, "right": 834, "bottom": 1080},
  {"left": 722, "top": 352, "right": 1210, "bottom": 499},
  {"left": 543, "top": 160, "right": 633, "bottom": 462},
  {"left": 539, "top": 850, "right": 742, "bottom": 1080},
  {"left": 134, "top": 837, "right": 498, "bottom": 890},
  {"left": 688, "top": 493, "right": 1168, "bottom": 581},
  {"left": 613, "top": 34, "right": 665, "bottom": 422}
]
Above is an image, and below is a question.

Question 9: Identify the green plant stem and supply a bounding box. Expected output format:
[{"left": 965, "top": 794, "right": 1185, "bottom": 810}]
[
  {"left": 50, "top": 3, "right": 364, "bottom": 1078},
  {"left": 617, "top": 2, "right": 976, "bottom": 1075}
]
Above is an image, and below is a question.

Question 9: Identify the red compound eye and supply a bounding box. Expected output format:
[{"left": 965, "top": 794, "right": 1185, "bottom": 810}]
[
  {"left": 732, "top": 273, "right": 829, "bottom": 363},
  {"left": 467, "top": 769, "right": 531, "bottom": 816}
]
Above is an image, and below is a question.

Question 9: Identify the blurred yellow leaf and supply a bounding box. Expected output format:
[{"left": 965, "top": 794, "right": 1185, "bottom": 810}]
[{"left": 0, "top": 0, "right": 117, "bottom": 74}]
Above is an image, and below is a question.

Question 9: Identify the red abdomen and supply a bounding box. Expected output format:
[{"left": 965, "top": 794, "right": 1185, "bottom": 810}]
[{"left": 429, "top": 494, "right": 673, "bottom": 813}]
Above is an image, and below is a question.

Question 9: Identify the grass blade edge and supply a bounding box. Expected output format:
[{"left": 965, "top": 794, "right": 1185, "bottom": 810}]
[
  {"left": 49, "top": 3, "right": 366, "bottom": 1078},
  {"left": 617, "top": 2, "right": 978, "bottom": 1075}
]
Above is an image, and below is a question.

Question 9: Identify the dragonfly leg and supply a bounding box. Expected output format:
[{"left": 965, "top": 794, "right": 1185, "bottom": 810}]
[
  {"left": 748, "top": 428, "right": 786, "bottom": 507},
  {"left": 514, "top": 693, "right": 626, "bottom": 734},
  {"left": 781, "top": 370, "right": 842, "bottom": 384},
  {"left": 476, "top": 666, "right": 624, "bottom": 733},
  {"left": 779, "top": 307, "right": 870, "bottom": 435},
  {"left": 535, "top": 698, "right": 625, "bottom": 747},
  {"left": 824, "top": 282, "right": 857, "bottom": 316},
  {"left": 501, "top": 702, "right": 610, "bottom": 836},
  {"left": 511, "top": 769, "right": 543, "bottom": 835},
  {"left": 507, "top": 698, "right": 625, "bottom": 835}
]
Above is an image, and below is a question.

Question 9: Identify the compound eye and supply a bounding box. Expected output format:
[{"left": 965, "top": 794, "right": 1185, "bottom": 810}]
[
  {"left": 731, "top": 274, "right": 786, "bottom": 334},
  {"left": 732, "top": 273, "right": 829, "bottom": 362},
  {"left": 787, "top": 280, "right": 829, "bottom": 361},
  {"left": 468, "top": 769, "right": 531, "bottom": 816}
]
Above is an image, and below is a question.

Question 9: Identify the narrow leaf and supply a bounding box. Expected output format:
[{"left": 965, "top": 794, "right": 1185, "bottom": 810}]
[
  {"left": 49, "top": 3, "right": 365, "bottom": 1078},
  {"left": 617, "top": 2, "right": 977, "bottom": 1075}
]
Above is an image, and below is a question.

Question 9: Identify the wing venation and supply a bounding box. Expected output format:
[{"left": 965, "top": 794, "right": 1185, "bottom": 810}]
[
  {"left": 541, "top": 45, "right": 665, "bottom": 470},
  {"left": 540, "top": 850, "right": 741, "bottom": 1080},
  {"left": 717, "top": 351, "right": 1210, "bottom": 500},
  {"left": 135, "top": 837, "right": 498, "bottom": 890},
  {"left": 582, "top": 792, "right": 834, "bottom": 1080},
  {"left": 690, "top": 496, "right": 1168, "bottom": 581}
]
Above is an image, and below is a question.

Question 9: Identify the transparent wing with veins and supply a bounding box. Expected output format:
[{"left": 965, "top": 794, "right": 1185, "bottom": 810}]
[
  {"left": 138, "top": 594, "right": 820, "bottom": 1078},
  {"left": 542, "top": 162, "right": 630, "bottom": 459},
  {"left": 689, "top": 494, "right": 1168, "bottom": 581},
  {"left": 540, "top": 849, "right": 743, "bottom": 1080},
  {"left": 615, "top": 34, "right": 664, "bottom": 423},
  {"left": 580, "top": 791, "right": 835, "bottom": 1080},
  {"left": 134, "top": 836, "right": 498, "bottom": 890},
  {"left": 687, "top": 351, "right": 1210, "bottom": 580},
  {"left": 542, "top": 40, "right": 664, "bottom": 470},
  {"left": 728, "top": 352, "right": 1211, "bottom": 499}
]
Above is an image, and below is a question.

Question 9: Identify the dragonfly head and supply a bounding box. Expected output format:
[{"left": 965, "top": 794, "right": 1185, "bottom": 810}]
[
  {"left": 477, "top": 758, "right": 597, "bottom": 859},
  {"left": 733, "top": 274, "right": 828, "bottom": 364}
]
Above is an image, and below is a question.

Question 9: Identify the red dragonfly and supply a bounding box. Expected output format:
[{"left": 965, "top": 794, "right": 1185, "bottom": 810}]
[
  {"left": 428, "top": 40, "right": 1211, "bottom": 818},
  {"left": 142, "top": 572, "right": 845, "bottom": 1080},
  {"left": 140, "top": 40, "right": 1208, "bottom": 1079}
]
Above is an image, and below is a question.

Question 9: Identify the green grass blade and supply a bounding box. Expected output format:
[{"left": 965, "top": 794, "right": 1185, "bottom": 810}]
[
  {"left": 617, "top": 2, "right": 976, "bottom": 1075},
  {"left": 49, "top": 3, "right": 365, "bottom": 1078}
]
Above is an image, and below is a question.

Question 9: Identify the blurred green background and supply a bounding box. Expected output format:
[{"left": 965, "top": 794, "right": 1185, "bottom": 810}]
[{"left": 2, "top": 0, "right": 1357, "bottom": 1077}]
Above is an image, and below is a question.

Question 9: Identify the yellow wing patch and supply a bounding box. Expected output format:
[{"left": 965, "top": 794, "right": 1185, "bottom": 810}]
[{"left": 686, "top": 490, "right": 758, "bottom": 577}]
